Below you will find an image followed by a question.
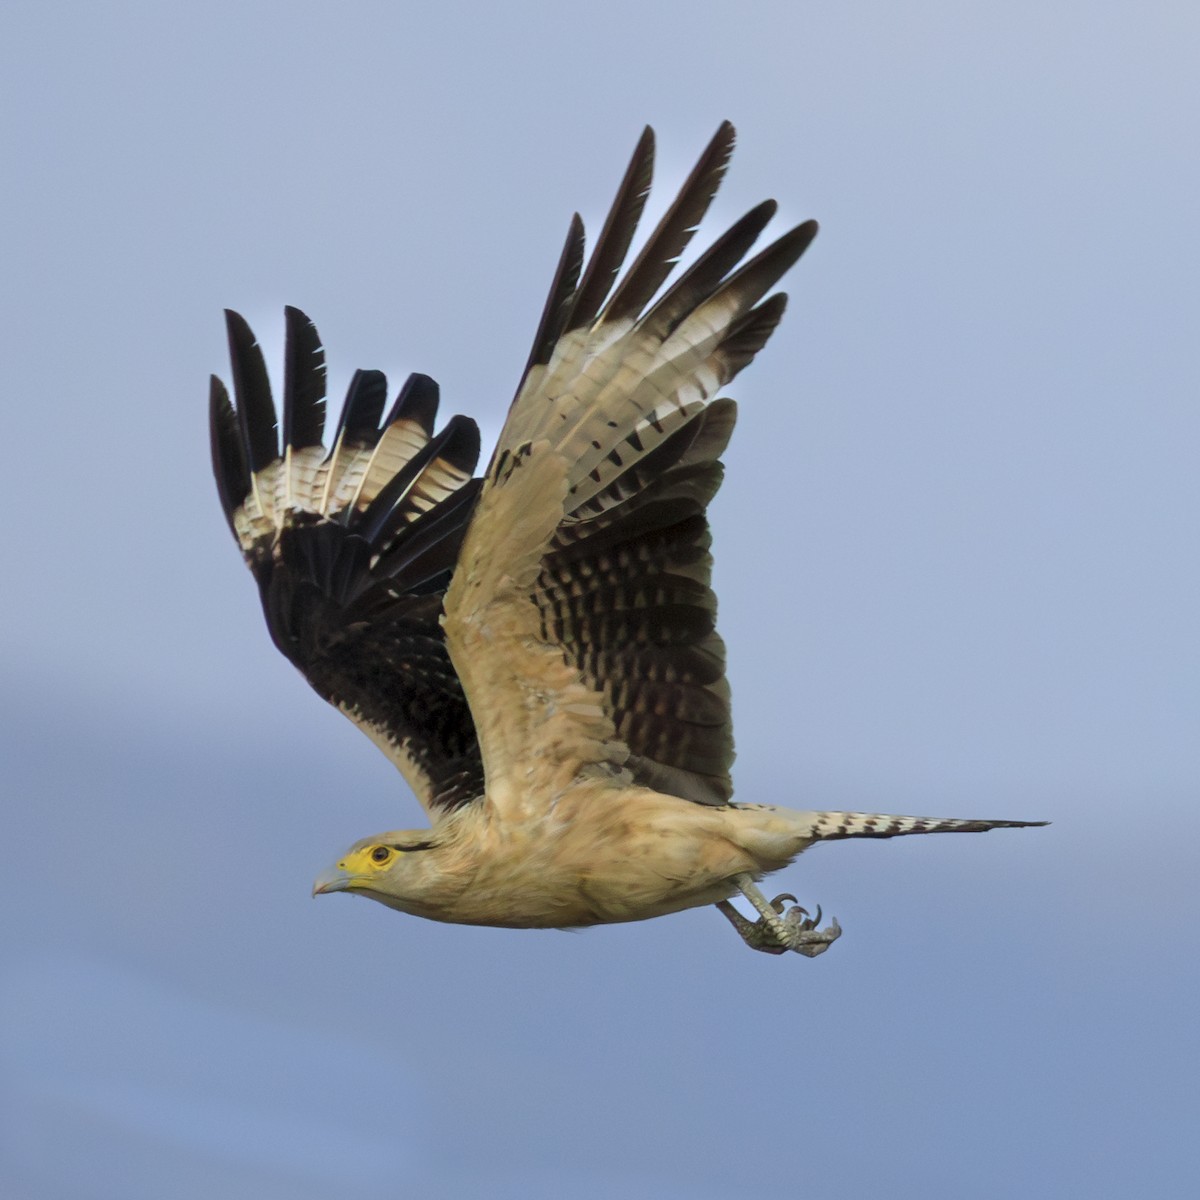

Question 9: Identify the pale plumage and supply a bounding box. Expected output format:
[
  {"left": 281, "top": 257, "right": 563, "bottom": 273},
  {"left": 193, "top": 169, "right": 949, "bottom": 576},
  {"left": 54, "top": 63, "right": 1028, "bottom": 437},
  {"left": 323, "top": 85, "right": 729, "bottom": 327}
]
[{"left": 211, "top": 124, "right": 1045, "bottom": 956}]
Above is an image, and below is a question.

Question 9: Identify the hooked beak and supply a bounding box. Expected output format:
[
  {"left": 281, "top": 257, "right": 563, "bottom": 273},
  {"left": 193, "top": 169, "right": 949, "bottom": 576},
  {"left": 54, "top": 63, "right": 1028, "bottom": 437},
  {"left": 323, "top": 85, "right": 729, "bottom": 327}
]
[{"left": 312, "top": 865, "right": 353, "bottom": 897}]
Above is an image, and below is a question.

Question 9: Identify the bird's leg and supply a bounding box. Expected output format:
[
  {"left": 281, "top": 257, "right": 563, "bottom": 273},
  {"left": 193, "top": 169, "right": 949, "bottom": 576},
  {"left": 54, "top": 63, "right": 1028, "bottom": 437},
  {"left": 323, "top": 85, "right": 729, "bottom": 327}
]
[
  {"left": 716, "top": 897, "right": 791, "bottom": 955},
  {"left": 720, "top": 875, "right": 843, "bottom": 957},
  {"left": 728, "top": 876, "right": 794, "bottom": 946}
]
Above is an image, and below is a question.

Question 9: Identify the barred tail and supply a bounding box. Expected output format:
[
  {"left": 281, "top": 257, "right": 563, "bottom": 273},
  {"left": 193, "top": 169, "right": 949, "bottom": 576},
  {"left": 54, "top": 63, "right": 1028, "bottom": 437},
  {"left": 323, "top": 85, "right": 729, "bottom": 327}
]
[{"left": 802, "top": 811, "right": 1048, "bottom": 842}]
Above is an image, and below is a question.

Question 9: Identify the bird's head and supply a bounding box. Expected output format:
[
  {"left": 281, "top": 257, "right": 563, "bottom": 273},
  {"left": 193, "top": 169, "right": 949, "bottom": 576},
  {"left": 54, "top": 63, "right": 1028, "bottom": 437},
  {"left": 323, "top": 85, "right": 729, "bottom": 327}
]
[{"left": 312, "top": 831, "right": 439, "bottom": 910}]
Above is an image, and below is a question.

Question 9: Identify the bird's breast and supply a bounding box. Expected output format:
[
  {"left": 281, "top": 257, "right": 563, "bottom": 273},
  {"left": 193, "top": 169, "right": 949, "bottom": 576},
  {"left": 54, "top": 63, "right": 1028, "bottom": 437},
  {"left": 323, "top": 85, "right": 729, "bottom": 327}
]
[{"left": 430, "top": 786, "right": 756, "bottom": 928}]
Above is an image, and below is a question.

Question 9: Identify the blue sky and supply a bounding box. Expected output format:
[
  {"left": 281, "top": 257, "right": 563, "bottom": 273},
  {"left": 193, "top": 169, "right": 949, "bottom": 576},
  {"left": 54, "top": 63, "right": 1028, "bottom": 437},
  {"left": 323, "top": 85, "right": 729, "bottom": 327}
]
[{"left": 2, "top": 2, "right": 1197, "bottom": 1196}]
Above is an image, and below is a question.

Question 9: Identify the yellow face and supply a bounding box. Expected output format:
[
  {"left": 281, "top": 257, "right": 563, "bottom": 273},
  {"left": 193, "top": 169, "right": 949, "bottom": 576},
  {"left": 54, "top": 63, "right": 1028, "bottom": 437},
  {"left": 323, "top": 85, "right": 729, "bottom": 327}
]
[
  {"left": 336, "top": 843, "right": 400, "bottom": 881},
  {"left": 313, "top": 842, "right": 407, "bottom": 896},
  {"left": 314, "top": 832, "right": 437, "bottom": 899}
]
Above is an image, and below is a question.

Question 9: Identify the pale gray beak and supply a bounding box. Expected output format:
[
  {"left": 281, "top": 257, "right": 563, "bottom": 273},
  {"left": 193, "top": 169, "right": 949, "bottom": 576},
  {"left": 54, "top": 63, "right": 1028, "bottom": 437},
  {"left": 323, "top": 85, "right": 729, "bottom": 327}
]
[{"left": 312, "top": 866, "right": 353, "bottom": 897}]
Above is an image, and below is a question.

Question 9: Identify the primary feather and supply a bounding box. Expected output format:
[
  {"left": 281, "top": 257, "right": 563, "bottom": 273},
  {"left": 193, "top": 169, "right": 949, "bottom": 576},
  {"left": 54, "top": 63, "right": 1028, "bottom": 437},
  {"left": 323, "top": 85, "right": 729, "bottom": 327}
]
[{"left": 210, "top": 308, "right": 484, "bottom": 814}]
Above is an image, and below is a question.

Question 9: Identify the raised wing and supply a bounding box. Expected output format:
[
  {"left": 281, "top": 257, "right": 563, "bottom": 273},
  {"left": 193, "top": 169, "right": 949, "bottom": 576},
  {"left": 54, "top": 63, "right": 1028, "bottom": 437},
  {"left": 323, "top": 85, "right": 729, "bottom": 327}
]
[
  {"left": 444, "top": 123, "right": 817, "bottom": 816},
  {"left": 210, "top": 307, "right": 485, "bottom": 815}
]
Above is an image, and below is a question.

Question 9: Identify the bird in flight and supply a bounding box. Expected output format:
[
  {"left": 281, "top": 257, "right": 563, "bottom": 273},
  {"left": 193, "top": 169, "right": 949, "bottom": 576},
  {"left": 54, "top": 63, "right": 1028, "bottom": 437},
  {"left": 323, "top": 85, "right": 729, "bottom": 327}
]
[{"left": 210, "top": 123, "right": 1044, "bottom": 956}]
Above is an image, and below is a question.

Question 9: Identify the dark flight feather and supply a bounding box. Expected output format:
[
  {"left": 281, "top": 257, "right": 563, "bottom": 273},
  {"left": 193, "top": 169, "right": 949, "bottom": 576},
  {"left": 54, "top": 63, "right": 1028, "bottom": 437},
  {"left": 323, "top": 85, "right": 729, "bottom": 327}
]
[
  {"left": 698, "top": 220, "right": 818, "bottom": 325},
  {"left": 209, "top": 374, "right": 250, "bottom": 532},
  {"left": 565, "top": 126, "right": 655, "bottom": 330},
  {"left": 224, "top": 310, "right": 279, "bottom": 473},
  {"left": 603, "top": 120, "right": 736, "bottom": 325},
  {"left": 212, "top": 311, "right": 485, "bottom": 812},
  {"left": 332, "top": 368, "right": 388, "bottom": 448},
  {"left": 357, "top": 413, "right": 481, "bottom": 547},
  {"left": 640, "top": 199, "right": 778, "bottom": 337},
  {"left": 383, "top": 372, "right": 440, "bottom": 432},
  {"left": 522, "top": 213, "right": 586, "bottom": 375},
  {"left": 281, "top": 306, "right": 326, "bottom": 452}
]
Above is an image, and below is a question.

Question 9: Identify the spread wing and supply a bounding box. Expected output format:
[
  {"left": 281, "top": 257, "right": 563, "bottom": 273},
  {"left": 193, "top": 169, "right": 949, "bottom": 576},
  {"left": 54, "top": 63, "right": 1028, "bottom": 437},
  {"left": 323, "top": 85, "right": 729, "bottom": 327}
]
[
  {"left": 443, "top": 123, "right": 817, "bottom": 816},
  {"left": 210, "top": 307, "right": 485, "bottom": 815}
]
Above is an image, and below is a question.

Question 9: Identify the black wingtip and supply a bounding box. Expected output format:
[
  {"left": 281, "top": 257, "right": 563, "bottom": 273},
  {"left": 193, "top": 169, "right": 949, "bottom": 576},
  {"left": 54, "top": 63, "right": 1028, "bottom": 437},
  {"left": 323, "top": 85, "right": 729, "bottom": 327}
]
[
  {"left": 522, "top": 212, "right": 587, "bottom": 374},
  {"left": 224, "top": 310, "right": 279, "bottom": 472},
  {"left": 602, "top": 121, "right": 742, "bottom": 326},
  {"left": 708, "top": 218, "right": 819, "bottom": 317},
  {"left": 641, "top": 198, "right": 781, "bottom": 338},
  {"left": 332, "top": 368, "right": 389, "bottom": 447},
  {"left": 282, "top": 306, "right": 327, "bottom": 452},
  {"left": 209, "top": 373, "right": 249, "bottom": 531},
  {"left": 442, "top": 412, "right": 482, "bottom": 475},
  {"left": 566, "top": 127, "right": 657, "bottom": 330},
  {"left": 716, "top": 292, "right": 790, "bottom": 381},
  {"left": 384, "top": 372, "right": 440, "bottom": 432}
]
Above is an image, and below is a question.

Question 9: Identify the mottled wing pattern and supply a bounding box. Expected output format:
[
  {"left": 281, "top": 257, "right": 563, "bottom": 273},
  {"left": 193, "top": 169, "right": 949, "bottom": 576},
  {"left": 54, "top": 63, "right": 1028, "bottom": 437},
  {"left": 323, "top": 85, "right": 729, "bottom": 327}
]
[
  {"left": 444, "top": 124, "right": 817, "bottom": 814},
  {"left": 210, "top": 307, "right": 485, "bottom": 814}
]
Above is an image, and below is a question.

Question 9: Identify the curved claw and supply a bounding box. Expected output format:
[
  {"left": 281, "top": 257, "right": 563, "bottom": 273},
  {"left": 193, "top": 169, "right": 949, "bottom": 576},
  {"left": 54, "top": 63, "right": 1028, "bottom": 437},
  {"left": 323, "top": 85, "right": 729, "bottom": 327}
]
[
  {"left": 719, "top": 888, "right": 842, "bottom": 959},
  {"left": 788, "top": 903, "right": 822, "bottom": 932},
  {"left": 792, "top": 915, "right": 842, "bottom": 958}
]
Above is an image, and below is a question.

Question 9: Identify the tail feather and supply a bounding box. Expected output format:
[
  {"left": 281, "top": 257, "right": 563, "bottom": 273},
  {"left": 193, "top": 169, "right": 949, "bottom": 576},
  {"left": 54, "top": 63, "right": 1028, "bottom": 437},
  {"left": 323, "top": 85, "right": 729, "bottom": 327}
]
[{"left": 803, "top": 811, "right": 1049, "bottom": 842}]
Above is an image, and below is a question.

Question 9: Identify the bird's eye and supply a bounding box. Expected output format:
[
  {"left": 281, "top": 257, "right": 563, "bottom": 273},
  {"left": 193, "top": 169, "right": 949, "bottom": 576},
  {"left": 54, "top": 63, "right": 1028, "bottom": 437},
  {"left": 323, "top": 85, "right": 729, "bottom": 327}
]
[{"left": 370, "top": 846, "right": 391, "bottom": 864}]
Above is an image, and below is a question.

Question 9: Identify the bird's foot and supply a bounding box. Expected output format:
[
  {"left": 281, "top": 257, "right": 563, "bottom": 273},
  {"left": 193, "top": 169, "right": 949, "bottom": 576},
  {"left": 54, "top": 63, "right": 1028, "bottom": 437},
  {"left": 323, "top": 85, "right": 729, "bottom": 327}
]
[
  {"left": 719, "top": 878, "right": 843, "bottom": 957},
  {"left": 773, "top": 898, "right": 842, "bottom": 957}
]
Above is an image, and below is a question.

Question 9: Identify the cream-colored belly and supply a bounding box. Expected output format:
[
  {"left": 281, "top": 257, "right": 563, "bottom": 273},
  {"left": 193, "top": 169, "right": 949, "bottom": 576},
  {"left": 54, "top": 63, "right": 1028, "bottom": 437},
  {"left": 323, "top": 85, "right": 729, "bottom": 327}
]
[{"left": 433, "top": 786, "right": 776, "bottom": 929}]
